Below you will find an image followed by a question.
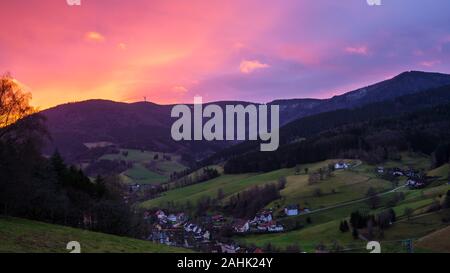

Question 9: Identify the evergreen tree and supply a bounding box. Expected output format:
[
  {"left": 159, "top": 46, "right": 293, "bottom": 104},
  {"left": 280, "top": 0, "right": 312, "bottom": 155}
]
[{"left": 352, "top": 228, "right": 359, "bottom": 239}]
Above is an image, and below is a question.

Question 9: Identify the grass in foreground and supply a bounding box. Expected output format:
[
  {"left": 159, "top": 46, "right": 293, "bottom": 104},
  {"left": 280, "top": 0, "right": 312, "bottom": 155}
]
[
  {"left": 416, "top": 225, "right": 450, "bottom": 253},
  {"left": 0, "top": 217, "right": 191, "bottom": 253}
]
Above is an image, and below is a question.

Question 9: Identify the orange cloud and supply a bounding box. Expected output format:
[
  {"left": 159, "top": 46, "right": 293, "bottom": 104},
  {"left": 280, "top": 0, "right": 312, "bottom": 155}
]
[
  {"left": 239, "top": 60, "right": 270, "bottom": 74},
  {"left": 85, "top": 31, "right": 105, "bottom": 42},
  {"left": 172, "top": 85, "right": 188, "bottom": 93}
]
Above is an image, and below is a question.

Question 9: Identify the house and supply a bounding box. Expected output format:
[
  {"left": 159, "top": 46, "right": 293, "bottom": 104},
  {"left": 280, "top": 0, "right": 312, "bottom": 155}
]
[
  {"left": 151, "top": 230, "right": 170, "bottom": 245},
  {"left": 212, "top": 214, "right": 224, "bottom": 222},
  {"left": 193, "top": 226, "right": 200, "bottom": 233},
  {"left": 184, "top": 223, "right": 197, "bottom": 232},
  {"left": 129, "top": 183, "right": 141, "bottom": 193},
  {"left": 404, "top": 169, "right": 419, "bottom": 178},
  {"left": 335, "top": 162, "right": 349, "bottom": 170},
  {"left": 406, "top": 179, "right": 426, "bottom": 189},
  {"left": 219, "top": 243, "right": 240, "bottom": 253},
  {"left": 167, "top": 214, "right": 177, "bottom": 222},
  {"left": 203, "top": 230, "right": 210, "bottom": 241},
  {"left": 257, "top": 221, "right": 284, "bottom": 232},
  {"left": 392, "top": 168, "right": 404, "bottom": 176},
  {"left": 257, "top": 222, "right": 271, "bottom": 231},
  {"left": 176, "top": 212, "right": 187, "bottom": 222},
  {"left": 253, "top": 210, "right": 273, "bottom": 223},
  {"left": 233, "top": 220, "right": 250, "bottom": 233},
  {"left": 253, "top": 248, "right": 264, "bottom": 254},
  {"left": 285, "top": 205, "right": 299, "bottom": 216},
  {"left": 267, "top": 224, "right": 284, "bottom": 232},
  {"left": 155, "top": 210, "right": 166, "bottom": 220}
]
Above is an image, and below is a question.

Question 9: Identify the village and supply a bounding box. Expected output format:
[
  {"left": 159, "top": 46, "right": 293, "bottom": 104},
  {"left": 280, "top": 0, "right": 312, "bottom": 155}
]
[
  {"left": 375, "top": 166, "right": 431, "bottom": 189},
  {"left": 135, "top": 160, "right": 439, "bottom": 253},
  {"left": 143, "top": 203, "right": 312, "bottom": 253}
]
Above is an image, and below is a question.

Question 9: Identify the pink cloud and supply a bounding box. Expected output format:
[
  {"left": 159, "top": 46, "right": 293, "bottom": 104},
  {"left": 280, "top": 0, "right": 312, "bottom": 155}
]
[
  {"left": 239, "top": 60, "right": 270, "bottom": 74},
  {"left": 420, "top": 60, "right": 441, "bottom": 67},
  {"left": 345, "top": 46, "right": 368, "bottom": 55},
  {"left": 1, "top": 1, "right": 450, "bottom": 109}
]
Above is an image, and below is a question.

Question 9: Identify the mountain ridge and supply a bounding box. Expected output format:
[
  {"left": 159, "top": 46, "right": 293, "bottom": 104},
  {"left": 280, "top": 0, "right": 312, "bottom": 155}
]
[{"left": 40, "top": 70, "right": 450, "bottom": 161}]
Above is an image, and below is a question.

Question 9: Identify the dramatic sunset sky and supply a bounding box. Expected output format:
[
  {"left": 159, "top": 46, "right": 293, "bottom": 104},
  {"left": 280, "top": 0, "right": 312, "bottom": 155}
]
[{"left": 1, "top": 0, "right": 450, "bottom": 109}]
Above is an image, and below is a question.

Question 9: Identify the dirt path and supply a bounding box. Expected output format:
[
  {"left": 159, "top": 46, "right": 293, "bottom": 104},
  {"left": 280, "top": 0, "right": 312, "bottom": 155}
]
[{"left": 303, "top": 185, "right": 406, "bottom": 215}]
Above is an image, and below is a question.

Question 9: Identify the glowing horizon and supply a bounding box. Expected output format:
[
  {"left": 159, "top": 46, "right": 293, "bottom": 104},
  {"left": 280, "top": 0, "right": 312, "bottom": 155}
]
[{"left": 1, "top": 0, "right": 450, "bottom": 109}]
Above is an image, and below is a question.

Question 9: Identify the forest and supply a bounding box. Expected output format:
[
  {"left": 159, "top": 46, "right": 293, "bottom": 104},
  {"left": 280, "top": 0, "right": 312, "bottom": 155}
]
[{"left": 223, "top": 102, "right": 450, "bottom": 173}]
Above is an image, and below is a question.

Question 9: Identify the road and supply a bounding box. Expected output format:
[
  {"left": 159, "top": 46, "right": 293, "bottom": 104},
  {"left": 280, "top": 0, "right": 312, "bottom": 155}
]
[{"left": 302, "top": 183, "right": 406, "bottom": 216}]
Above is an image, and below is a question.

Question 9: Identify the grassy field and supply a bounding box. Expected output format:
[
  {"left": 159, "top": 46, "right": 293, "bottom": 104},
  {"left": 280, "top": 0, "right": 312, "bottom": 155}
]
[
  {"left": 123, "top": 163, "right": 167, "bottom": 184},
  {"left": 0, "top": 217, "right": 192, "bottom": 253},
  {"left": 138, "top": 153, "right": 450, "bottom": 252},
  {"left": 269, "top": 164, "right": 392, "bottom": 212},
  {"left": 142, "top": 159, "right": 368, "bottom": 209},
  {"left": 236, "top": 199, "right": 449, "bottom": 253},
  {"left": 428, "top": 164, "right": 449, "bottom": 180},
  {"left": 99, "top": 149, "right": 187, "bottom": 184},
  {"left": 141, "top": 168, "right": 297, "bottom": 208},
  {"left": 234, "top": 154, "right": 450, "bottom": 252},
  {"left": 416, "top": 225, "right": 450, "bottom": 252}
]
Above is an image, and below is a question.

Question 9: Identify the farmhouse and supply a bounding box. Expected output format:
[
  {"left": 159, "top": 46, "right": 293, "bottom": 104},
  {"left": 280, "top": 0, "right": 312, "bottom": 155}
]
[
  {"left": 392, "top": 168, "right": 404, "bottom": 176},
  {"left": 218, "top": 243, "right": 240, "bottom": 253},
  {"left": 406, "top": 179, "right": 426, "bottom": 189},
  {"left": 155, "top": 210, "right": 166, "bottom": 220},
  {"left": 252, "top": 210, "right": 273, "bottom": 223},
  {"left": 257, "top": 221, "right": 284, "bottom": 232},
  {"left": 129, "top": 183, "right": 141, "bottom": 192},
  {"left": 334, "top": 162, "right": 349, "bottom": 169},
  {"left": 167, "top": 214, "right": 178, "bottom": 222},
  {"left": 284, "top": 205, "right": 299, "bottom": 216},
  {"left": 268, "top": 224, "right": 284, "bottom": 232},
  {"left": 233, "top": 219, "right": 250, "bottom": 233}
]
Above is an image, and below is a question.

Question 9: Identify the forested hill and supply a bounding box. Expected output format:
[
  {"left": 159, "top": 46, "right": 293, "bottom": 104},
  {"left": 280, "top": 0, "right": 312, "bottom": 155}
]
[
  {"left": 40, "top": 71, "right": 450, "bottom": 162},
  {"left": 202, "top": 84, "right": 450, "bottom": 166},
  {"left": 221, "top": 94, "right": 450, "bottom": 174}
]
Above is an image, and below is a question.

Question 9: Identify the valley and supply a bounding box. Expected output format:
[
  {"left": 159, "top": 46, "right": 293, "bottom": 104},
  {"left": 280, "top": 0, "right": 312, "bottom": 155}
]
[
  {"left": 137, "top": 151, "right": 450, "bottom": 253},
  {"left": 2, "top": 71, "right": 450, "bottom": 253}
]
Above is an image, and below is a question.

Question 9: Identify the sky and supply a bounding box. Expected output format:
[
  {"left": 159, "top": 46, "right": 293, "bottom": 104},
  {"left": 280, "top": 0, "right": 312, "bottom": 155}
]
[{"left": 1, "top": 0, "right": 450, "bottom": 109}]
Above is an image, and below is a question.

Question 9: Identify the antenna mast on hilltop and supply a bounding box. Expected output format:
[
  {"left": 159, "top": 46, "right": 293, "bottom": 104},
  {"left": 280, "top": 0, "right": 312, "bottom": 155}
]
[{"left": 143, "top": 96, "right": 147, "bottom": 102}]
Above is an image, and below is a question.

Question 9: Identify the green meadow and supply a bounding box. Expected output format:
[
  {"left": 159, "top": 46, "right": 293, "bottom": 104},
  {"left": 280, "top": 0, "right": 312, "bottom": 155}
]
[
  {"left": 100, "top": 148, "right": 188, "bottom": 184},
  {"left": 0, "top": 217, "right": 192, "bottom": 253}
]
